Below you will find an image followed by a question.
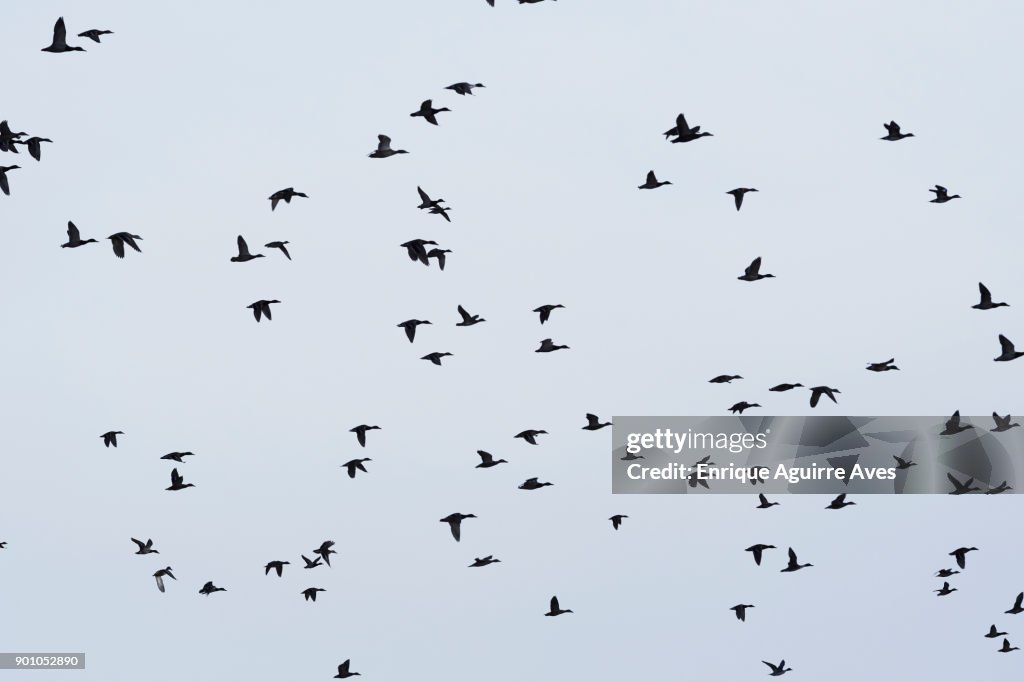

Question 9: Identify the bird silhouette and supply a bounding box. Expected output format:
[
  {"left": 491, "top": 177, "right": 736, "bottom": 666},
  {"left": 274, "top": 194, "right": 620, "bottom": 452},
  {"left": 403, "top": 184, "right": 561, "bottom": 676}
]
[
  {"left": 519, "top": 477, "right": 553, "bottom": 490},
  {"left": 247, "top": 300, "right": 279, "bottom": 322},
  {"left": 265, "top": 560, "right": 290, "bottom": 577},
  {"left": 421, "top": 352, "right": 453, "bottom": 366},
  {"left": 756, "top": 494, "right": 779, "bottom": 509},
  {"left": 582, "top": 414, "right": 612, "bottom": 430},
  {"left": 929, "top": 185, "right": 961, "bottom": 203},
  {"left": 727, "top": 188, "right": 758, "bottom": 210},
  {"left": 199, "top": 581, "right": 226, "bottom": 595},
  {"left": 301, "top": 555, "right": 322, "bottom": 569},
  {"left": 265, "top": 241, "right": 291, "bottom": 260},
  {"left": 1006, "top": 593, "right": 1024, "bottom": 615},
  {"left": 999, "top": 639, "right": 1019, "bottom": 653},
  {"left": 397, "top": 319, "right": 431, "bottom": 343},
  {"left": 738, "top": 257, "right": 774, "bottom": 281},
  {"left": 809, "top": 386, "right": 840, "bottom": 408},
  {"left": 947, "top": 473, "right": 981, "bottom": 495},
  {"left": 545, "top": 595, "right": 573, "bottom": 616},
  {"left": 666, "top": 113, "right": 712, "bottom": 143},
  {"left": 101, "top": 431, "right": 123, "bottom": 448},
  {"left": 230, "top": 235, "right": 263, "bottom": 262},
  {"left": 949, "top": 547, "right": 978, "bottom": 570},
  {"left": 301, "top": 587, "right": 325, "bottom": 602},
  {"left": 994, "top": 334, "right": 1023, "bottom": 362},
  {"left": 161, "top": 452, "right": 195, "bottom": 463},
  {"left": 536, "top": 338, "right": 569, "bottom": 353},
  {"left": 731, "top": 604, "right": 755, "bottom": 621},
  {"left": 533, "top": 304, "right": 565, "bottom": 324},
  {"left": 940, "top": 410, "right": 973, "bottom": 435},
  {"left": 41, "top": 17, "right": 85, "bottom": 53},
  {"left": 268, "top": 187, "right": 307, "bottom": 211},
  {"left": 78, "top": 29, "right": 113, "bottom": 43},
  {"left": 456, "top": 305, "right": 485, "bottom": 326},
  {"left": 991, "top": 413, "right": 1020, "bottom": 432},
  {"left": 762, "top": 660, "right": 792, "bottom": 676},
  {"left": 342, "top": 458, "right": 371, "bottom": 479},
  {"left": 781, "top": 547, "right": 811, "bottom": 572},
  {"left": 314, "top": 541, "right": 337, "bottom": 567},
  {"left": 866, "top": 358, "right": 899, "bottom": 372},
  {"left": 61, "top": 222, "right": 97, "bottom": 248},
  {"left": 410, "top": 99, "right": 451, "bottom": 125},
  {"left": 153, "top": 567, "right": 176, "bottom": 593},
  {"left": 18, "top": 136, "right": 52, "bottom": 161},
  {"left": 935, "top": 582, "right": 957, "bottom": 596},
  {"left": 475, "top": 451, "right": 508, "bottom": 468},
  {"left": 166, "top": 468, "right": 195, "bottom": 491},
  {"left": 107, "top": 233, "right": 143, "bottom": 259},
  {"left": 826, "top": 493, "right": 855, "bottom": 509},
  {"left": 769, "top": 383, "right": 803, "bottom": 392},
  {"left": 746, "top": 544, "right": 776, "bottom": 565},
  {"left": 986, "top": 625, "right": 1007, "bottom": 638},
  {"left": 446, "top": 82, "right": 485, "bottom": 95},
  {"left": 638, "top": 170, "right": 671, "bottom": 189},
  {"left": 440, "top": 513, "right": 476, "bottom": 542},
  {"left": 881, "top": 121, "right": 914, "bottom": 140},
  {"left": 729, "top": 402, "right": 760, "bottom": 414},
  {"left": 515, "top": 430, "right": 547, "bottom": 445},
  {"left": 334, "top": 659, "right": 361, "bottom": 678},
  {"left": 369, "top": 135, "right": 408, "bottom": 158},
  {"left": 609, "top": 515, "right": 628, "bottom": 530},
  {"left": 350, "top": 425, "right": 381, "bottom": 447},
  {"left": 710, "top": 374, "right": 743, "bottom": 384},
  {"left": 131, "top": 538, "right": 158, "bottom": 555},
  {"left": 469, "top": 556, "right": 501, "bottom": 567},
  {"left": 973, "top": 283, "right": 1009, "bottom": 309}
]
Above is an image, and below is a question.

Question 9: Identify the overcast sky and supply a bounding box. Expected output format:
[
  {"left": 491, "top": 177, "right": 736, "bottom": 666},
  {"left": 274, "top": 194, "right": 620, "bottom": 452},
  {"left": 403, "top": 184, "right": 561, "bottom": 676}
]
[{"left": 1, "top": 1, "right": 1021, "bottom": 679}]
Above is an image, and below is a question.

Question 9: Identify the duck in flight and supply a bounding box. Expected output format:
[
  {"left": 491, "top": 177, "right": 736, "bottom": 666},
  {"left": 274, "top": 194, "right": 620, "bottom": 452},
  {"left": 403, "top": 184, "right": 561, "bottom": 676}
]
[
  {"left": 475, "top": 451, "right": 508, "bottom": 468},
  {"left": 265, "top": 560, "right": 290, "bottom": 577},
  {"left": 666, "top": 113, "right": 713, "bottom": 143},
  {"left": 866, "top": 358, "right": 898, "bottom": 372},
  {"left": 166, "top": 468, "right": 195, "bottom": 491},
  {"left": 440, "top": 513, "right": 476, "bottom": 542},
  {"left": 369, "top": 135, "right": 408, "bottom": 158},
  {"left": 0, "top": 165, "right": 19, "bottom": 195},
  {"left": 427, "top": 248, "right": 451, "bottom": 270},
  {"left": 334, "top": 660, "right": 360, "bottom": 678},
  {"left": 456, "top": 305, "right": 485, "bottom": 326},
  {"left": 199, "top": 581, "right": 226, "bottom": 596},
  {"left": 940, "top": 410, "right": 973, "bottom": 435},
  {"left": 756, "top": 494, "right": 779, "bottom": 509},
  {"left": 769, "top": 383, "right": 803, "bottom": 392},
  {"left": 101, "top": 431, "right": 123, "bottom": 447},
  {"left": 107, "top": 232, "right": 143, "bottom": 258},
  {"left": 131, "top": 538, "right": 158, "bottom": 555},
  {"left": 729, "top": 401, "right": 760, "bottom": 414},
  {"left": 519, "top": 477, "right": 553, "bottom": 490},
  {"left": 421, "top": 352, "right": 453, "bottom": 366},
  {"left": 973, "top": 283, "right": 1009, "bottom": 310},
  {"left": 416, "top": 186, "right": 445, "bottom": 210},
  {"left": 638, "top": 170, "right": 671, "bottom": 189},
  {"left": 987, "top": 409, "right": 1019, "bottom": 430},
  {"left": 61, "top": 222, "right": 97, "bottom": 248},
  {"left": 935, "top": 582, "right": 957, "bottom": 596},
  {"left": 986, "top": 625, "right": 1008, "bottom": 638},
  {"left": 153, "top": 567, "right": 176, "bottom": 593},
  {"left": 1006, "top": 592, "right": 1024, "bottom": 615},
  {"left": 429, "top": 205, "right": 452, "bottom": 222},
  {"left": 893, "top": 456, "right": 917, "bottom": 470},
  {"left": 710, "top": 374, "right": 742, "bottom": 384},
  {"left": 738, "top": 257, "right": 774, "bottom": 281},
  {"left": 809, "top": 386, "right": 840, "bottom": 408},
  {"left": 17, "top": 136, "right": 53, "bottom": 161},
  {"left": 929, "top": 185, "right": 961, "bottom": 203},
  {"left": 446, "top": 82, "right": 485, "bottom": 95},
  {"left": 781, "top": 547, "right": 812, "bottom": 572},
  {"left": 536, "top": 338, "right": 569, "bottom": 352},
  {"left": 583, "top": 414, "right": 612, "bottom": 430},
  {"left": 826, "top": 493, "right": 855, "bottom": 509},
  {"left": 265, "top": 241, "right": 291, "bottom": 260},
  {"left": 746, "top": 544, "right": 776, "bottom": 565},
  {"left": 301, "top": 587, "right": 326, "bottom": 602},
  {"left": 411, "top": 99, "right": 451, "bottom": 126},
  {"left": 78, "top": 29, "right": 113, "bottom": 43},
  {"left": 949, "top": 546, "right": 978, "bottom": 570},
  {"left": 247, "top": 299, "right": 279, "bottom": 322},
  {"left": 999, "top": 639, "right": 1019, "bottom": 653},
  {"left": 398, "top": 319, "right": 431, "bottom": 343},
  {"left": 314, "top": 541, "right": 337, "bottom": 567},
  {"left": 881, "top": 121, "right": 914, "bottom": 141},
  {"left": 401, "top": 239, "right": 436, "bottom": 265},
  {"left": 342, "top": 458, "right": 371, "bottom": 479},
  {"left": 731, "top": 604, "right": 755, "bottom": 622},
  {"left": 161, "top": 452, "right": 195, "bottom": 463},
  {"left": 268, "top": 187, "right": 308, "bottom": 211},
  {"left": 763, "top": 660, "right": 792, "bottom": 676},
  {"left": 231, "top": 235, "right": 263, "bottom": 262},
  {"left": 515, "top": 429, "right": 547, "bottom": 445},
  {"left": 301, "top": 555, "right": 322, "bottom": 569},
  {"left": 609, "top": 514, "right": 628, "bottom": 530},
  {"left": 986, "top": 481, "right": 1013, "bottom": 494},
  {"left": 350, "top": 425, "right": 381, "bottom": 447},
  {"left": 947, "top": 473, "right": 981, "bottom": 495},
  {"left": 727, "top": 188, "right": 758, "bottom": 210},
  {"left": 533, "top": 304, "right": 565, "bottom": 324},
  {"left": 994, "top": 334, "right": 1024, "bottom": 362},
  {"left": 470, "top": 556, "right": 500, "bottom": 567},
  {"left": 545, "top": 596, "right": 573, "bottom": 616},
  {"left": 42, "top": 17, "right": 85, "bottom": 53},
  {"left": 935, "top": 569, "right": 959, "bottom": 578}
]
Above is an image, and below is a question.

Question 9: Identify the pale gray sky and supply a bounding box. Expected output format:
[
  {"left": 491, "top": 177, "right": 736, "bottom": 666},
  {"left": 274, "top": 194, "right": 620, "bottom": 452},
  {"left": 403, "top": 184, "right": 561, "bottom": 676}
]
[{"left": 0, "top": 1, "right": 1021, "bottom": 679}]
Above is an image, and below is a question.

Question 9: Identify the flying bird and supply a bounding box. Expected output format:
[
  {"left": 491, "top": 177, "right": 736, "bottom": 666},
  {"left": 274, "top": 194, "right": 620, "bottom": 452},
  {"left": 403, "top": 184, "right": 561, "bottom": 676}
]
[
  {"left": 638, "top": 170, "right": 671, "bottom": 189},
  {"left": 161, "top": 452, "right": 195, "bottom": 463},
  {"left": 397, "top": 319, "right": 431, "bottom": 343},
  {"left": 153, "top": 567, "right": 176, "bottom": 593},
  {"left": 582, "top": 414, "right": 612, "bottom": 430},
  {"left": 342, "top": 458, "right": 371, "bottom": 479},
  {"left": 18, "top": 136, "right": 52, "bottom": 161},
  {"left": 533, "top": 304, "right": 565, "bottom": 324},
  {"left": 781, "top": 548, "right": 812, "bottom": 572},
  {"left": 881, "top": 121, "right": 914, "bottom": 140},
  {"left": 101, "top": 431, "right": 123, "bottom": 447},
  {"left": 609, "top": 514, "right": 628, "bottom": 530},
  {"left": 61, "top": 221, "right": 97, "bottom": 248},
  {"left": 515, "top": 430, "right": 547, "bottom": 445},
  {"left": 0, "top": 165, "right": 20, "bottom": 195},
  {"left": 729, "top": 402, "right": 760, "bottom": 414},
  {"left": 826, "top": 493, "right": 855, "bottom": 509},
  {"left": 470, "top": 556, "right": 501, "bottom": 567},
  {"left": 401, "top": 239, "right": 436, "bottom": 265},
  {"left": 738, "top": 257, "right": 774, "bottom": 281},
  {"left": 440, "top": 513, "right": 476, "bottom": 542},
  {"left": 999, "top": 639, "right": 1019, "bottom": 653},
  {"left": 446, "top": 82, "right": 485, "bottom": 95},
  {"left": 519, "top": 477, "right": 553, "bottom": 490},
  {"left": 314, "top": 541, "right": 337, "bottom": 567},
  {"left": 301, "top": 555, "right": 322, "bottom": 569},
  {"left": 893, "top": 456, "right": 916, "bottom": 470},
  {"left": 809, "top": 386, "right": 840, "bottom": 408},
  {"left": 247, "top": 300, "right": 279, "bottom": 322},
  {"left": 265, "top": 560, "right": 290, "bottom": 577},
  {"left": 268, "top": 187, "right": 308, "bottom": 211},
  {"left": 949, "top": 546, "right": 978, "bottom": 570},
  {"left": 421, "top": 352, "right": 453, "bottom": 366},
  {"left": 769, "top": 383, "right": 803, "bottom": 392},
  {"left": 709, "top": 375, "right": 743, "bottom": 384},
  {"left": 731, "top": 604, "right": 755, "bottom": 622},
  {"left": 334, "top": 659, "right": 361, "bottom": 678},
  {"left": 166, "top": 468, "right": 195, "bottom": 491},
  {"left": 41, "top": 17, "right": 85, "bottom": 53},
  {"left": 427, "top": 248, "right": 451, "bottom": 270},
  {"left": 986, "top": 625, "right": 1008, "bottom": 639},
  {"left": 416, "top": 186, "right": 445, "bottom": 210},
  {"left": 475, "top": 451, "right": 507, "bottom": 468},
  {"left": 947, "top": 473, "right": 981, "bottom": 495},
  {"left": 536, "top": 338, "right": 569, "bottom": 353},
  {"left": 107, "top": 232, "right": 143, "bottom": 259},
  {"left": 929, "top": 185, "right": 961, "bottom": 203},
  {"left": 866, "top": 358, "right": 899, "bottom": 372},
  {"left": 757, "top": 494, "right": 779, "bottom": 509},
  {"left": 78, "top": 29, "right": 113, "bottom": 43},
  {"left": 940, "top": 410, "right": 973, "bottom": 435},
  {"left": 727, "top": 188, "right": 758, "bottom": 210},
  {"left": 456, "top": 305, "right": 485, "bottom": 326},
  {"left": 410, "top": 99, "right": 451, "bottom": 126},
  {"left": 199, "top": 581, "right": 226, "bottom": 595},
  {"left": 265, "top": 241, "right": 291, "bottom": 260},
  {"left": 666, "top": 113, "right": 713, "bottom": 143},
  {"left": 350, "top": 425, "right": 381, "bottom": 447},
  {"left": 745, "top": 544, "right": 776, "bottom": 566},
  {"left": 301, "top": 587, "right": 325, "bottom": 602},
  {"left": 545, "top": 596, "right": 573, "bottom": 616},
  {"left": 131, "top": 538, "right": 158, "bottom": 555},
  {"left": 973, "top": 283, "right": 1009, "bottom": 310},
  {"left": 994, "top": 334, "right": 1023, "bottom": 362},
  {"left": 1006, "top": 593, "right": 1024, "bottom": 615},
  {"left": 369, "top": 135, "right": 408, "bottom": 158},
  {"left": 230, "top": 235, "right": 263, "bottom": 262},
  {"left": 991, "top": 413, "right": 1020, "bottom": 432},
  {"left": 763, "top": 660, "right": 792, "bottom": 677},
  {"left": 935, "top": 582, "right": 957, "bottom": 596},
  {"left": 429, "top": 205, "right": 452, "bottom": 222}
]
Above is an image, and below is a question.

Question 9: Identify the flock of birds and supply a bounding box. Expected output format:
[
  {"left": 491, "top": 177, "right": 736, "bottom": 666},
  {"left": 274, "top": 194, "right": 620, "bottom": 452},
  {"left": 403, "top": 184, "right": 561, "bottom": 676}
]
[{"left": 1, "top": 7, "right": 1021, "bottom": 680}]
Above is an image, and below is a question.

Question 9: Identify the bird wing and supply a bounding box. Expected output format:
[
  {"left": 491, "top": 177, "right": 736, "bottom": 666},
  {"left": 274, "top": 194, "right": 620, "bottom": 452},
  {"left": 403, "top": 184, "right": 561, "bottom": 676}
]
[
  {"left": 675, "top": 113, "right": 690, "bottom": 133},
  {"left": 733, "top": 192, "right": 743, "bottom": 210},
  {"left": 745, "top": 257, "right": 762, "bottom": 276},
  {"left": 550, "top": 596, "right": 559, "bottom": 612},
  {"left": 262, "top": 302, "right": 273, "bottom": 321},
  {"left": 123, "top": 235, "right": 142, "bottom": 252},
  {"left": 979, "top": 282, "right": 992, "bottom": 304},
  {"left": 810, "top": 390, "right": 821, "bottom": 408},
  {"left": 338, "top": 660, "right": 350, "bottom": 674},
  {"left": 417, "top": 186, "right": 431, "bottom": 203},
  {"left": 403, "top": 324, "right": 416, "bottom": 343},
  {"left": 54, "top": 17, "right": 67, "bottom": 45},
  {"left": 237, "top": 235, "right": 250, "bottom": 256},
  {"left": 478, "top": 450, "right": 493, "bottom": 464},
  {"left": 155, "top": 574, "right": 165, "bottom": 592},
  {"left": 787, "top": 547, "right": 797, "bottom": 563},
  {"left": 645, "top": 171, "right": 656, "bottom": 184},
  {"left": 0, "top": 173, "right": 9, "bottom": 196},
  {"left": 377, "top": 135, "right": 392, "bottom": 151},
  {"left": 67, "top": 221, "right": 80, "bottom": 241},
  {"left": 457, "top": 305, "right": 472, "bottom": 322},
  {"left": 450, "top": 519, "right": 461, "bottom": 542},
  {"left": 999, "top": 334, "right": 1015, "bottom": 354}
]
